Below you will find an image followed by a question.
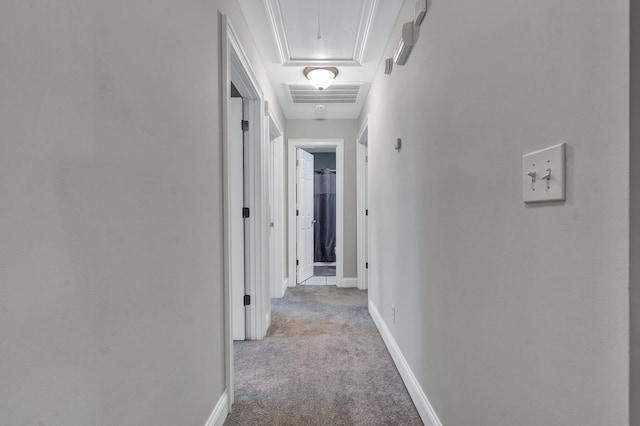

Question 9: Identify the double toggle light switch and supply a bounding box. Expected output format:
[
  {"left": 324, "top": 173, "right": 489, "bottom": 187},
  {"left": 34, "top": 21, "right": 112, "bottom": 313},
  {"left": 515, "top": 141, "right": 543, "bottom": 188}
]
[
  {"left": 526, "top": 169, "right": 552, "bottom": 188},
  {"left": 522, "top": 143, "right": 566, "bottom": 203}
]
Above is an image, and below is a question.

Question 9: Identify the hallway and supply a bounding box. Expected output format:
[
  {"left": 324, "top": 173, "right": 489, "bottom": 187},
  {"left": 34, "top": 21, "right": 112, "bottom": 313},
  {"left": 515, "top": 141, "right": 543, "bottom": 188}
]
[
  {"left": 225, "top": 287, "right": 421, "bottom": 425},
  {"left": 1, "top": 0, "right": 634, "bottom": 425}
]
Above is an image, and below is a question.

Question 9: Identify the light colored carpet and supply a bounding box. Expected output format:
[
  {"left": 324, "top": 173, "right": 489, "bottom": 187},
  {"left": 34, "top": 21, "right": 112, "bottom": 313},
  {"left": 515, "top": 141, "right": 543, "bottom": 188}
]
[{"left": 224, "top": 286, "right": 423, "bottom": 426}]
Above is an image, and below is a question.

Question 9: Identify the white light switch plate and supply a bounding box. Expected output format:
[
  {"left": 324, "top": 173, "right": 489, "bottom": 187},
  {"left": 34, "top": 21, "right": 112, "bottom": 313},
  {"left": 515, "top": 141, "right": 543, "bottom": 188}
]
[{"left": 522, "top": 143, "right": 566, "bottom": 203}]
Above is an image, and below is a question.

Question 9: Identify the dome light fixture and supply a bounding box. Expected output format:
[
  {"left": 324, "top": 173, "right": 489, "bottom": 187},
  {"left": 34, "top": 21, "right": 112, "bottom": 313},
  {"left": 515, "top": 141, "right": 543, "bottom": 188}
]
[{"left": 303, "top": 67, "right": 338, "bottom": 90}]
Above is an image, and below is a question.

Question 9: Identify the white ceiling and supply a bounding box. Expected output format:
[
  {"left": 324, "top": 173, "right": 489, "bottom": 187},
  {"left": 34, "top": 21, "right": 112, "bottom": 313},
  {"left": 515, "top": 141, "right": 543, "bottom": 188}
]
[
  {"left": 238, "top": 0, "right": 404, "bottom": 119},
  {"left": 279, "top": 0, "right": 363, "bottom": 61}
]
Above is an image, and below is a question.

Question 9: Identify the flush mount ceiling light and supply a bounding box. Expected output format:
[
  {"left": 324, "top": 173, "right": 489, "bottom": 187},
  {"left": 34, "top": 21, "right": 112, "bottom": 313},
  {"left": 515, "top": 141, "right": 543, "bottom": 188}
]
[{"left": 304, "top": 67, "right": 338, "bottom": 90}]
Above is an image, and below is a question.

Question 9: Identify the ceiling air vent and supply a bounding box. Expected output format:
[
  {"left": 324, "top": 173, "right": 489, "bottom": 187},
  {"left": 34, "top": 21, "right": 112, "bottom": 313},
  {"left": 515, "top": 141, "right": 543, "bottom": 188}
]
[{"left": 287, "top": 83, "right": 362, "bottom": 104}]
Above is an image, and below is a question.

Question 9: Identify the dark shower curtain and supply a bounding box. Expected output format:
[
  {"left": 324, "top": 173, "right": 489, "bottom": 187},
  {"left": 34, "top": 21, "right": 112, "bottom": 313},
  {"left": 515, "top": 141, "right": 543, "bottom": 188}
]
[{"left": 314, "top": 169, "right": 336, "bottom": 262}]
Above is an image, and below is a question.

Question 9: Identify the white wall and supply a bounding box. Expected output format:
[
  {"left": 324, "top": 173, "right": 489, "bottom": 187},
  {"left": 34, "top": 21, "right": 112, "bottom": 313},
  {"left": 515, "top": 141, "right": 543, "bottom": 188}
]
[
  {"left": 0, "top": 0, "right": 282, "bottom": 424},
  {"left": 361, "top": 1, "right": 629, "bottom": 425},
  {"left": 286, "top": 119, "right": 359, "bottom": 278},
  {"left": 632, "top": 1, "right": 640, "bottom": 424}
]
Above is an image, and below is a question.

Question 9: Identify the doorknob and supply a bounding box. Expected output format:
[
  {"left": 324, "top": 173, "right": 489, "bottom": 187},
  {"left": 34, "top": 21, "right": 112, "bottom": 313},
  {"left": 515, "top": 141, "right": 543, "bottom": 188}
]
[{"left": 312, "top": 220, "right": 317, "bottom": 224}]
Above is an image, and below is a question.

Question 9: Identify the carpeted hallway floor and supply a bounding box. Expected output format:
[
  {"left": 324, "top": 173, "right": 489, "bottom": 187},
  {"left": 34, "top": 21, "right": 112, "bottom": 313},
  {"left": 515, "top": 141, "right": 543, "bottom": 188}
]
[{"left": 224, "top": 286, "right": 422, "bottom": 425}]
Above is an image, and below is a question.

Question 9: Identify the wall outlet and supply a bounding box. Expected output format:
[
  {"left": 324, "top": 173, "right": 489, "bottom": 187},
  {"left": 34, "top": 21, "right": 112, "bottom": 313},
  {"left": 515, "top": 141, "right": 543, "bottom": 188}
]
[{"left": 391, "top": 305, "right": 396, "bottom": 323}]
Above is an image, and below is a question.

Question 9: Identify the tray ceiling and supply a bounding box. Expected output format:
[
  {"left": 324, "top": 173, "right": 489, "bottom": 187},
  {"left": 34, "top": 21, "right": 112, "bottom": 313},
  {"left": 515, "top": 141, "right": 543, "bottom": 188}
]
[
  {"left": 238, "top": 0, "right": 403, "bottom": 119},
  {"left": 266, "top": 0, "right": 377, "bottom": 65}
]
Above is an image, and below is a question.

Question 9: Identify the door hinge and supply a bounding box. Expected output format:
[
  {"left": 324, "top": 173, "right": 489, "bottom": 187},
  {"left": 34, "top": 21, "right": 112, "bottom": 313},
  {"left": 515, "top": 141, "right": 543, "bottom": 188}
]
[
  {"left": 366, "top": 209, "right": 368, "bottom": 216},
  {"left": 365, "top": 156, "right": 368, "bottom": 163},
  {"left": 296, "top": 209, "right": 299, "bottom": 216},
  {"left": 242, "top": 207, "right": 250, "bottom": 218},
  {"left": 366, "top": 262, "right": 369, "bottom": 269},
  {"left": 243, "top": 295, "right": 251, "bottom": 306},
  {"left": 241, "top": 120, "right": 249, "bottom": 132},
  {"left": 296, "top": 259, "right": 299, "bottom": 266},
  {"left": 296, "top": 159, "right": 299, "bottom": 167}
]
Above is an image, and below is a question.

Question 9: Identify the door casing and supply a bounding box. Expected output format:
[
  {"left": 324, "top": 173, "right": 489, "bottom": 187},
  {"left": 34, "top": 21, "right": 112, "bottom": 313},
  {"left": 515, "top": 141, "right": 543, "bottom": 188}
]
[
  {"left": 222, "top": 14, "right": 270, "bottom": 411},
  {"left": 287, "top": 139, "right": 344, "bottom": 288}
]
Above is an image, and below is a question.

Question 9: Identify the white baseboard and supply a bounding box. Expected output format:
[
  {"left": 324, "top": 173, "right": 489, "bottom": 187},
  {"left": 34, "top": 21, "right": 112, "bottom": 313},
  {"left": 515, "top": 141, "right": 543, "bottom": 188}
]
[
  {"left": 341, "top": 277, "right": 358, "bottom": 288},
  {"left": 204, "top": 390, "right": 229, "bottom": 426},
  {"left": 357, "top": 276, "right": 368, "bottom": 291},
  {"left": 280, "top": 278, "right": 288, "bottom": 297},
  {"left": 368, "top": 300, "right": 442, "bottom": 426},
  {"left": 287, "top": 276, "right": 296, "bottom": 288}
]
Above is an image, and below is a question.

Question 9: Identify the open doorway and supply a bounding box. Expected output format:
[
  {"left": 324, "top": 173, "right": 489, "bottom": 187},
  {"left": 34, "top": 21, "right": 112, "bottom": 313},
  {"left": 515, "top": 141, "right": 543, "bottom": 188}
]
[
  {"left": 226, "top": 57, "right": 265, "bottom": 344},
  {"left": 304, "top": 148, "right": 337, "bottom": 285},
  {"left": 288, "top": 139, "right": 345, "bottom": 288},
  {"left": 222, "top": 14, "right": 271, "bottom": 412}
]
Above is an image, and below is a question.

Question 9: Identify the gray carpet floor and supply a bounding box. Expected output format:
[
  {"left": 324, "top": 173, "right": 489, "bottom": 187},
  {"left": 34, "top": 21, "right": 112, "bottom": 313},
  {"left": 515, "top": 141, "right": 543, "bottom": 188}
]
[{"left": 224, "top": 286, "right": 422, "bottom": 426}]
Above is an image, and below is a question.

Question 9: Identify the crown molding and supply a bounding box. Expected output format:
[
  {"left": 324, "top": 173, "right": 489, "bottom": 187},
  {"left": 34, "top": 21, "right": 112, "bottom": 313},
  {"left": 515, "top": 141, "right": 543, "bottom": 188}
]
[
  {"left": 353, "top": 0, "right": 378, "bottom": 64},
  {"left": 264, "top": 0, "right": 290, "bottom": 64}
]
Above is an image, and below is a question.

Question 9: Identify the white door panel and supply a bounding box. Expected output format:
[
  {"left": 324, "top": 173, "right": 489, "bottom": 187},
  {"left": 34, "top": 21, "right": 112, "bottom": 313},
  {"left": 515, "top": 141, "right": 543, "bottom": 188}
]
[
  {"left": 296, "top": 149, "right": 314, "bottom": 283},
  {"left": 365, "top": 146, "right": 369, "bottom": 289},
  {"left": 231, "top": 97, "right": 245, "bottom": 340}
]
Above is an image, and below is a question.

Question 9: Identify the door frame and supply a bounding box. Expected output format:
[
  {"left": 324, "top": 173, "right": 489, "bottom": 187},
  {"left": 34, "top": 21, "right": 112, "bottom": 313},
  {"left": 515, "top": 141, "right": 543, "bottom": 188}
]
[
  {"left": 287, "top": 139, "right": 344, "bottom": 287},
  {"left": 222, "top": 14, "right": 268, "bottom": 410},
  {"left": 357, "top": 116, "right": 369, "bottom": 291}
]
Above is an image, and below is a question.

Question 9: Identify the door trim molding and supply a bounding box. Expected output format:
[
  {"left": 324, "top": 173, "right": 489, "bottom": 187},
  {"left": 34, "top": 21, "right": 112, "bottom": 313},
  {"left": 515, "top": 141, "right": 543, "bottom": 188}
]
[
  {"left": 287, "top": 139, "right": 344, "bottom": 287},
  {"left": 222, "top": 14, "right": 266, "bottom": 412}
]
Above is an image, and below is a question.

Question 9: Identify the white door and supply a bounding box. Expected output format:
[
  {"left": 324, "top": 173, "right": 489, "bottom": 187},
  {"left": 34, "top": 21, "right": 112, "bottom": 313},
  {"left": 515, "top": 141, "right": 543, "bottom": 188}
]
[
  {"left": 268, "top": 127, "right": 276, "bottom": 297},
  {"left": 364, "top": 146, "right": 369, "bottom": 289},
  {"left": 230, "top": 97, "right": 246, "bottom": 340},
  {"left": 296, "top": 149, "right": 314, "bottom": 283}
]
